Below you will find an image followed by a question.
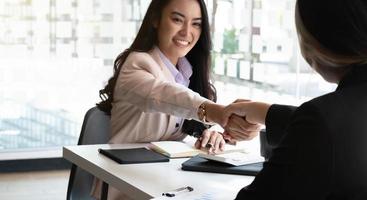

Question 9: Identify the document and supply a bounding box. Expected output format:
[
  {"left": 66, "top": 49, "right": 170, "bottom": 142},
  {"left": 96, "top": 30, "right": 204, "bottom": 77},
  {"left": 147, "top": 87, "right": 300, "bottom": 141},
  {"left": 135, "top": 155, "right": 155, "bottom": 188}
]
[
  {"left": 152, "top": 190, "right": 232, "bottom": 200},
  {"left": 197, "top": 151, "right": 264, "bottom": 166}
]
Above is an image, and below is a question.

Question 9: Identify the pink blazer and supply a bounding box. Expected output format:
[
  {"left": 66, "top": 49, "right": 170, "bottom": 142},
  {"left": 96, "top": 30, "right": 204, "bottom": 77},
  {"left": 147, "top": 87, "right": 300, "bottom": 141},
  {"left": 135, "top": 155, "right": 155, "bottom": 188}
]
[
  {"left": 92, "top": 47, "right": 209, "bottom": 200},
  {"left": 109, "top": 47, "right": 208, "bottom": 144}
]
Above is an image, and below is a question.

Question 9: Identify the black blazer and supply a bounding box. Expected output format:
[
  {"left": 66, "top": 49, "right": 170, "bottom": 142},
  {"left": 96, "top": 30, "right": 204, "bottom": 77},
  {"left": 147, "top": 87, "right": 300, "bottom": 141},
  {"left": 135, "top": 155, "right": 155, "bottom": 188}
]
[{"left": 236, "top": 65, "right": 367, "bottom": 200}]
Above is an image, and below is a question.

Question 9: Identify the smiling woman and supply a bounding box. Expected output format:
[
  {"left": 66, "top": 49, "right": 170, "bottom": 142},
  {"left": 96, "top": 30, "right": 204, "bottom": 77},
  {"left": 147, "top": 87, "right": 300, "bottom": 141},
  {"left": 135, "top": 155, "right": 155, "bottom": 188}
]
[
  {"left": 97, "top": 0, "right": 224, "bottom": 152},
  {"left": 92, "top": 0, "right": 259, "bottom": 199},
  {"left": 154, "top": 0, "right": 203, "bottom": 65}
]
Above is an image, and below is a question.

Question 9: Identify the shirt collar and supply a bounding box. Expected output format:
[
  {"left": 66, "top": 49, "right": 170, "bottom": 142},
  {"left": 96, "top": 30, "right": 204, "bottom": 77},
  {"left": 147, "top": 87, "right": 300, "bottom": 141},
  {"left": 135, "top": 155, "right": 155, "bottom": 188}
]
[
  {"left": 156, "top": 47, "right": 193, "bottom": 86},
  {"left": 177, "top": 56, "right": 193, "bottom": 80}
]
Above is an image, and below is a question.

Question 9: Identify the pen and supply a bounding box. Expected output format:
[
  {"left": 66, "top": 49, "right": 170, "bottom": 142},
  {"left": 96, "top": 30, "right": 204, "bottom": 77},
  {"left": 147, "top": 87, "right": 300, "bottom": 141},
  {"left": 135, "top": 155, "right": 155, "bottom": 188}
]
[
  {"left": 205, "top": 143, "right": 213, "bottom": 149},
  {"left": 196, "top": 135, "right": 214, "bottom": 151},
  {"left": 192, "top": 132, "right": 236, "bottom": 148},
  {"left": 162, "top": 186, "right": 194, "bottom": 197}
]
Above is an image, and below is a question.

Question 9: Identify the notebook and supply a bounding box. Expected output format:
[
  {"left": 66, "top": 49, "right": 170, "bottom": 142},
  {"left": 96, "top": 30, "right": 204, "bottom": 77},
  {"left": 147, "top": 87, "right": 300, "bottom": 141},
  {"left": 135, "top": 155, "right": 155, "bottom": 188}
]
[
  {"left": 98, "top": 147, "right": 169, "bottom": 164},
  {"left": 150, "top": 141, "right": 246, "bottom": 158},
  {"left": 181, "top": 156, "right": 263, "bottom": 176},
  {"left": 150, "top": 141, "right": 203, "bottom": 158}
]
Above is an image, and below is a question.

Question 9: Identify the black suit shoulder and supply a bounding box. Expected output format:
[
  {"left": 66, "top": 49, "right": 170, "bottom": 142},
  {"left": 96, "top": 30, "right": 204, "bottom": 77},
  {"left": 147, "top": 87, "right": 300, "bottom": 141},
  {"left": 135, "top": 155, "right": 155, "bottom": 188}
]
[
  {"left": 238, "top": 84, "right": 367, "bottom": 199},
  {"left": 237, "top": 66, "right": 367, "bottom": 199}
]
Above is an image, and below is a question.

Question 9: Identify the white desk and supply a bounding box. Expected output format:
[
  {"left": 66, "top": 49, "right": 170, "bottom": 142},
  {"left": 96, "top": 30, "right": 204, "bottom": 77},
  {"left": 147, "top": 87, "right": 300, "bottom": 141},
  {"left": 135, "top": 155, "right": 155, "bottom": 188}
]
[{"left": 63, "top": 144, "right": 254, "bottom": 200}]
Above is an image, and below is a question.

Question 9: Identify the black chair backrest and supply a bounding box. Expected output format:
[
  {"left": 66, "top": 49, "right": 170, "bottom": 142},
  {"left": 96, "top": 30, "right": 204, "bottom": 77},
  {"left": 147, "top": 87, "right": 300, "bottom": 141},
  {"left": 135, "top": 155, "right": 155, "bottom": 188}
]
[{"left": 66, "top": 107, "right": 110, "bottom": 200}]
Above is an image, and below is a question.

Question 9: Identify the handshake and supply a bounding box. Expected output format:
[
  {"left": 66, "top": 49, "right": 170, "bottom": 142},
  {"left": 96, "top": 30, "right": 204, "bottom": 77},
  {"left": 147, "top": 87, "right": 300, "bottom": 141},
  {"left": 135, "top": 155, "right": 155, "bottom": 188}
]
[{"left": 201, "top": 99, "right": 271, "bottom": 141}]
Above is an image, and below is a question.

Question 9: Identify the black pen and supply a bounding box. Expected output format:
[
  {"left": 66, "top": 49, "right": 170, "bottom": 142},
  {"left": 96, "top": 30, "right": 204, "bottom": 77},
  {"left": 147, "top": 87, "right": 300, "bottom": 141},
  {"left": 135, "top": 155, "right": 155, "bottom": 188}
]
[
  {"left": 195, "top": 135, "right": 214, "bottom": 151},
  {"left": 205, "top": 142, "right": 213, "bottom": 149},
  {"left": 192, "top": 132, "right": 235, "bottom": 148}
]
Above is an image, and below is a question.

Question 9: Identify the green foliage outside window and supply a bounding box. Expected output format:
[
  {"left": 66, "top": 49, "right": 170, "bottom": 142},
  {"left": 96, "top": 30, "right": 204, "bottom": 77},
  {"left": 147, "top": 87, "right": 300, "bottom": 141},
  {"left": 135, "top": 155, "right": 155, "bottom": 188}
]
[{"left": 221, "top": 28, "right": 239, "bottom": 54}]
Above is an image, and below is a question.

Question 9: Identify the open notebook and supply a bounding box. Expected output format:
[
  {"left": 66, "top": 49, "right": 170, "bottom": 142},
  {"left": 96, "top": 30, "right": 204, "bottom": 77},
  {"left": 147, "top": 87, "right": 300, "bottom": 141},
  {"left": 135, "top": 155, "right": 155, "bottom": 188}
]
[{"left": 150, "top": 141, "right": 247, "bottom": 158}]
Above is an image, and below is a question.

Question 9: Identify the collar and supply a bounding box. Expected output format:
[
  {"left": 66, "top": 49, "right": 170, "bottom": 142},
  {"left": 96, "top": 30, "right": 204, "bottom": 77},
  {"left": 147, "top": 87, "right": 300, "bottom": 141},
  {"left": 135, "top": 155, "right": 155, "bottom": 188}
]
[{"left": 156, "top": 47, "right": 193, "bottom": 82}]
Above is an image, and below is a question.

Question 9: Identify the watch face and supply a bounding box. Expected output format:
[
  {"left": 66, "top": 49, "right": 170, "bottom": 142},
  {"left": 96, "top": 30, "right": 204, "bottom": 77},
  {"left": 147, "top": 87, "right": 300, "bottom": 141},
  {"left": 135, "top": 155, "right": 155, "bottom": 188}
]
[
  {"left": 197, "top": 105, "right": 204, "bottom": 121},
  {"left": 198, "top": 109, "right": 204, "bottom": 121}
]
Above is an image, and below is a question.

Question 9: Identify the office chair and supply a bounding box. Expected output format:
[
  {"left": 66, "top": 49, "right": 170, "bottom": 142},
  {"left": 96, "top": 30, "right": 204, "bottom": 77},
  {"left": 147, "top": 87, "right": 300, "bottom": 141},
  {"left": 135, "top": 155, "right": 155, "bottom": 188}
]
[{"left": 66, "top": 106, "right": 111, "bottom": 200}]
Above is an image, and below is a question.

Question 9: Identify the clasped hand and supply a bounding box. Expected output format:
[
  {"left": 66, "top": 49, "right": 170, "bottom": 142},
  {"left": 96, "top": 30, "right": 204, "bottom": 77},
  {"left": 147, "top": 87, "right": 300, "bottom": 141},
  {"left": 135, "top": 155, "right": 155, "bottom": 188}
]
[{"left": 205, "top": 99, "right": 270, "bottom": 142}]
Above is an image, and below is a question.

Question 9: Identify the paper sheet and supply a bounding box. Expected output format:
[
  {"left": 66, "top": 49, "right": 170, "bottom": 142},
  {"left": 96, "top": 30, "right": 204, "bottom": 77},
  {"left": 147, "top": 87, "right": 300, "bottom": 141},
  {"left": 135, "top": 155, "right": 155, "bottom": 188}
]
[{"left": 152, "top": 190, "right": 232, "bottom": 200}]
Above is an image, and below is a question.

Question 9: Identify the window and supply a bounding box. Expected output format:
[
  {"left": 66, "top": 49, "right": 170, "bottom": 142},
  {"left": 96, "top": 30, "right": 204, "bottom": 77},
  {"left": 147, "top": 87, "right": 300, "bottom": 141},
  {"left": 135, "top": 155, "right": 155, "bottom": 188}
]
[
  {"left": 0, "top": 0, "right": 150, "bottom": 154},
  {"left": 0, "top": 0, "right": 335, "bottom": 157},
  {"left": 208, "top": 0, "right": 335, "bottom": 107}
]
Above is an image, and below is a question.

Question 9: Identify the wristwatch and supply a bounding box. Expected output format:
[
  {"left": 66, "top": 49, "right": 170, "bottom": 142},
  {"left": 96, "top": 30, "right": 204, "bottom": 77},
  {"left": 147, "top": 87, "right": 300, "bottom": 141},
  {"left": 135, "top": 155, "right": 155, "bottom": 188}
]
[{"left": 198, "top": 103, "right": 209, "bottom": 123}]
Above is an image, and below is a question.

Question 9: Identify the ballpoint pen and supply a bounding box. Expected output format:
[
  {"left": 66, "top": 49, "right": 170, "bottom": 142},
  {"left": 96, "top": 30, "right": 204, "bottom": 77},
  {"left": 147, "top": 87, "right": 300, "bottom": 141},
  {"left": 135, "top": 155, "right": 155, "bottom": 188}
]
[
  {"left": 162, "top": 186, "right": 194, "bottom": 197},
  {"left": 192, "top": 132, "right": 236, "bottom": 150},
  {"left": 192, "top": 132, "right": 214, "bottom": 151}
]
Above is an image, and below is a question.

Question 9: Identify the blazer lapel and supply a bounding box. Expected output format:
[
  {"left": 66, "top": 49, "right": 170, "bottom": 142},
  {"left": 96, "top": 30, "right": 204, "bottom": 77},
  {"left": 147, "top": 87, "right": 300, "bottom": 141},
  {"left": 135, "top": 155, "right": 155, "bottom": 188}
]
[
  {"left": 149, "top": 47, "right": 182, "bottom": 139},
  {"left": 149, "top": 47, "right": 176, "bottom": 83}
]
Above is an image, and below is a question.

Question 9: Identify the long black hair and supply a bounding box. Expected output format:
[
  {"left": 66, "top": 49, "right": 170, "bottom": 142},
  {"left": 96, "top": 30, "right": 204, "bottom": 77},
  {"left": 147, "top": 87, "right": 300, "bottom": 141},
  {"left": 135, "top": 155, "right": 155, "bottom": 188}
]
[{"left": 97, "top": 0, "right": 216, "bottom": 135}]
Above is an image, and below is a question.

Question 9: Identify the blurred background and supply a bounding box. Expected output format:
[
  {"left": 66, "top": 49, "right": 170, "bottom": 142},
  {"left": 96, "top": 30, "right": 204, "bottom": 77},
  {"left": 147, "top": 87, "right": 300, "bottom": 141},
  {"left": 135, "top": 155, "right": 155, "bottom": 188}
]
[{"left": 0, "top": 0, "right": 335, "bottom": 157}]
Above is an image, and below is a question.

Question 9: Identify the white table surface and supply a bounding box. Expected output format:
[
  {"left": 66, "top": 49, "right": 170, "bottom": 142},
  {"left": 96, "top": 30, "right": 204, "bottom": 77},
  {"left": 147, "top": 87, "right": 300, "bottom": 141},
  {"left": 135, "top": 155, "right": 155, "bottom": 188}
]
[{"left": 63, "top": 144, "right": 255, "bottom": 200}]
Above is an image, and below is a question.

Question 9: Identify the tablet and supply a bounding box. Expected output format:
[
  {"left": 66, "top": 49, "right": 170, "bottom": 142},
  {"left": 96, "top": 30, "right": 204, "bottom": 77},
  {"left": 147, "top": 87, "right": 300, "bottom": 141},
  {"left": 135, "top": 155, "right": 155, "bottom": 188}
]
[{"left": 99, "top": 147, "right": 169, "bottom": 164}]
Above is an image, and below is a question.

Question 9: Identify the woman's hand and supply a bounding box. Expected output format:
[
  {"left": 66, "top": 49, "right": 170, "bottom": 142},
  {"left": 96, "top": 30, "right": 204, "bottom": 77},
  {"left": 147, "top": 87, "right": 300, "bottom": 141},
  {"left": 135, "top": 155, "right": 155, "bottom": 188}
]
[
  {"left": 203, "top": 102, "right": 226, "bottom": 126},
  {"left": 223, "top": 100, "right": 271, "bottom": 126},
  {"left": 194, "top": 129, "right": 225, "bottom": 154},
  {"left": 200, "top": 99, "right": 268, "bottom": 142},
  {"left": 224, "top": 114, "right": 262, "bottom": 141}
]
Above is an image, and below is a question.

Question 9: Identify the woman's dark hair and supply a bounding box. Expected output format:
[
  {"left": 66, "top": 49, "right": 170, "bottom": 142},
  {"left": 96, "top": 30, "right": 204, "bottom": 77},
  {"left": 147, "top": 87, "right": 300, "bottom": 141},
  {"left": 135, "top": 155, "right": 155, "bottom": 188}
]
[
  {"left": 297, "top": 0, "right": 367, "bottom": 58},
  {"left": 97, "top": 0, "right": 216, "bottom": 135}
]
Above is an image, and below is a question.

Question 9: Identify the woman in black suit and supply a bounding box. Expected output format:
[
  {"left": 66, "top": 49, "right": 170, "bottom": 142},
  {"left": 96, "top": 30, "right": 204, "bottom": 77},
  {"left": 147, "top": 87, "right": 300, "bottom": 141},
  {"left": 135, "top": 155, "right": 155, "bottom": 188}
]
[{"left": 223, "top": 0, "right": 367, "bottom": 199}]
